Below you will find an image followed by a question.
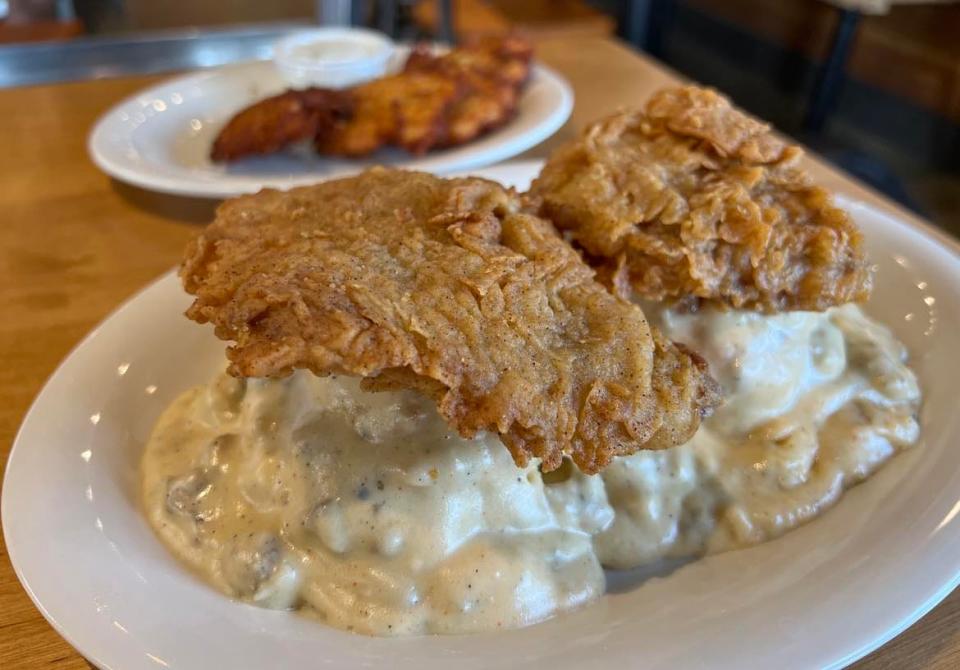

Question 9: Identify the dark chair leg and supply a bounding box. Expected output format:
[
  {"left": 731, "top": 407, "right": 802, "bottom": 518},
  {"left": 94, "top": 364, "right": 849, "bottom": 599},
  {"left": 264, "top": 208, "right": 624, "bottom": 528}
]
[
  {"left": 803, "top": 8, "right": 861, "bottom": 133},
  {"left": 437, "top": 0, "right": 455, "bottom": 44},
  {"left": 619, "top": 0, "right": 654, "bottom": 48},
  {"left": 378, "top": 0, "right": 398, "bottom": 38},
  {"left": 350, "top": 0, "right": 366, "bottom": 26},
  {"left": 649, "top": 0, "right": 676, "bottom": 59},
  {"left": 619, "top": 0, "right": 675, "bottom": 58}
]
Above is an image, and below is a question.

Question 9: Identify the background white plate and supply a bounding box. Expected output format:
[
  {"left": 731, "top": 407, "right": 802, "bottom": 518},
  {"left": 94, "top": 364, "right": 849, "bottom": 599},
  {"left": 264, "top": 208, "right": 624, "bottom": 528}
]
[
  {"left": 87, "top": 60, "right": 573, "bottom": 198},
  {"left": 4, "top": 161, "right": 960, "bottom": 670}
]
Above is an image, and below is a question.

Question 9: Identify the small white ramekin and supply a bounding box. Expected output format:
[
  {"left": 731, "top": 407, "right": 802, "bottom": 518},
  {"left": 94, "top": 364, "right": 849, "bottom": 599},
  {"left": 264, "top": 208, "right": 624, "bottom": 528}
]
[{"left": 273, "top": 27, "right": 395, "bottom": 89}]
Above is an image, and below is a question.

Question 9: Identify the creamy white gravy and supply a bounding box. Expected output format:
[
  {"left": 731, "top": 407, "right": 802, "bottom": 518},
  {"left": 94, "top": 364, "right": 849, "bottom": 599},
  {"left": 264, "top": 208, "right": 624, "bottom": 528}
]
[
  {"left": 142, "top": 373, "right": 603, "bottom": 636},
  {"left": 550, "top": 303, "right": 921, "bottom": 568},
  {"left": 142, "top": 304, "right": 920, "bottom": 635}
]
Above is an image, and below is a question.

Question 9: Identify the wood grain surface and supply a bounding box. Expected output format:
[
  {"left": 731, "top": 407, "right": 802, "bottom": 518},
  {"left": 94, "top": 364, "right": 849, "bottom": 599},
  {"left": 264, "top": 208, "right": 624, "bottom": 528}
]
[{"left": 0, "top": 35, "right": 957, "bottom": 670}]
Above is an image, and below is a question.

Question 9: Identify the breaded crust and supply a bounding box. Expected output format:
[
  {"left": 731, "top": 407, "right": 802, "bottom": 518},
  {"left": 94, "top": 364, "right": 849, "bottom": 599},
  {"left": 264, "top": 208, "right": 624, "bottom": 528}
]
[
  {"left": 181, "top": 168, "right": 720, "bottom": 473},
  {"left": 530, "top": 86, "right": 873, "bottom": 313},
  {"left": 404, "top": 34, "right": 533, "bottom": 146},
  {"left": 210, "top": 88, "right": 352, "bottom": 162},
  {"left": 316, "top": 71, "right": 462, "bottom": 156}
]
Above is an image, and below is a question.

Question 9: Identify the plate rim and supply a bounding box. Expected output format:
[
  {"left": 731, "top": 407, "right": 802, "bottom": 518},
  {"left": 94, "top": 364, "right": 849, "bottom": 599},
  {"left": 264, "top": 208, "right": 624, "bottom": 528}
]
[
  {"left": 87, "top": 62, "right": 574, "bottom": 199},
  {"left": 4, "top": 161, "right": 960, "bottom": 670}
]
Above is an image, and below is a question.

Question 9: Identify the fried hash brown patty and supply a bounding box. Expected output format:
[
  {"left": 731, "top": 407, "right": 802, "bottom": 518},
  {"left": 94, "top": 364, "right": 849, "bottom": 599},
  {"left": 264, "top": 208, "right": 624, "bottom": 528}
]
[
  {"left": 319, "top": 34, "right": 533, "bottom": 156},
  {"left": 180, "top": 168, "right": 720, "bottom": 473},
  {"left": 210, "top": 88, "right": 352, "bottom": 162},
  {"left": 214, "top": 35, "right": 533, "bottom": 160},
  {"left": 403, "top": 34, "right": 533, "bottom": 147},
  {"left": 315, "top": 71, "right": 462, "bottom": 156},
  {"left": 529, "top": 86, "right": 873, "bottom": 312}
]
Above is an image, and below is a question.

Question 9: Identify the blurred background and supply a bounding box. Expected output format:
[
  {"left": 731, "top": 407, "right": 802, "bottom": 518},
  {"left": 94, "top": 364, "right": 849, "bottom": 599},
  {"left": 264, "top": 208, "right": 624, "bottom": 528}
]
[{"left": 2, "top": 0, "right": 958, "bottom": 235}]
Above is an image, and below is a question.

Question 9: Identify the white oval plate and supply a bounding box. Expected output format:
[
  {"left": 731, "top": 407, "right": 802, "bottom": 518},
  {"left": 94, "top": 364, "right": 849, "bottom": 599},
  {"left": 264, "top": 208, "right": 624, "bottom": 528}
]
[
  {"left": 87, "top": 60, "right": 573, "bottom": 198},
  {"left": 4, "top": 161, "right": 960, "bottom": 670}
]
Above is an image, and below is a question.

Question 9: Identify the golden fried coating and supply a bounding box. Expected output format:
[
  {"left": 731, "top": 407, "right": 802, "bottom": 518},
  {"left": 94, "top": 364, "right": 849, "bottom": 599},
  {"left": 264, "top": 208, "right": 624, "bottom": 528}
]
[
  {"left": 458, "top": 33, "right": 534, "bottom": 87},
  {"left": 404, "top": 35, "right": 532, "bottom": 146},
  {"left": 316, "top": 71, "right": 462, "bottom": 156},
  {"left": 530, "top": 86, "right": 873, "bottom": 313},
  {"left": 211, "top": 88, "right": 352, "bottom": 162},
  {"left": 181, "top": 168, "right": 720, "bottom": 473}
]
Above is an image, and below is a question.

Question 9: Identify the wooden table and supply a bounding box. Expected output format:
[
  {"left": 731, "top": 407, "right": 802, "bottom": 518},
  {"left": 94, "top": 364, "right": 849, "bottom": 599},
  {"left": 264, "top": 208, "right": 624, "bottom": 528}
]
[{"left": 0, "top": 35, "right": 957, "bottom": 669}]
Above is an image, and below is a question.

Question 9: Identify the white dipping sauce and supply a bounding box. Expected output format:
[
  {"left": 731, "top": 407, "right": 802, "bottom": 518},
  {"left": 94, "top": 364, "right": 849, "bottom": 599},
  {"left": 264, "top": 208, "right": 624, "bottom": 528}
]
[
  {"left": 142, "top": 304, "right": 920, "bottom": 635},
  {"left": 273, "top": 28, "right": 393, "bottom": 89}
]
